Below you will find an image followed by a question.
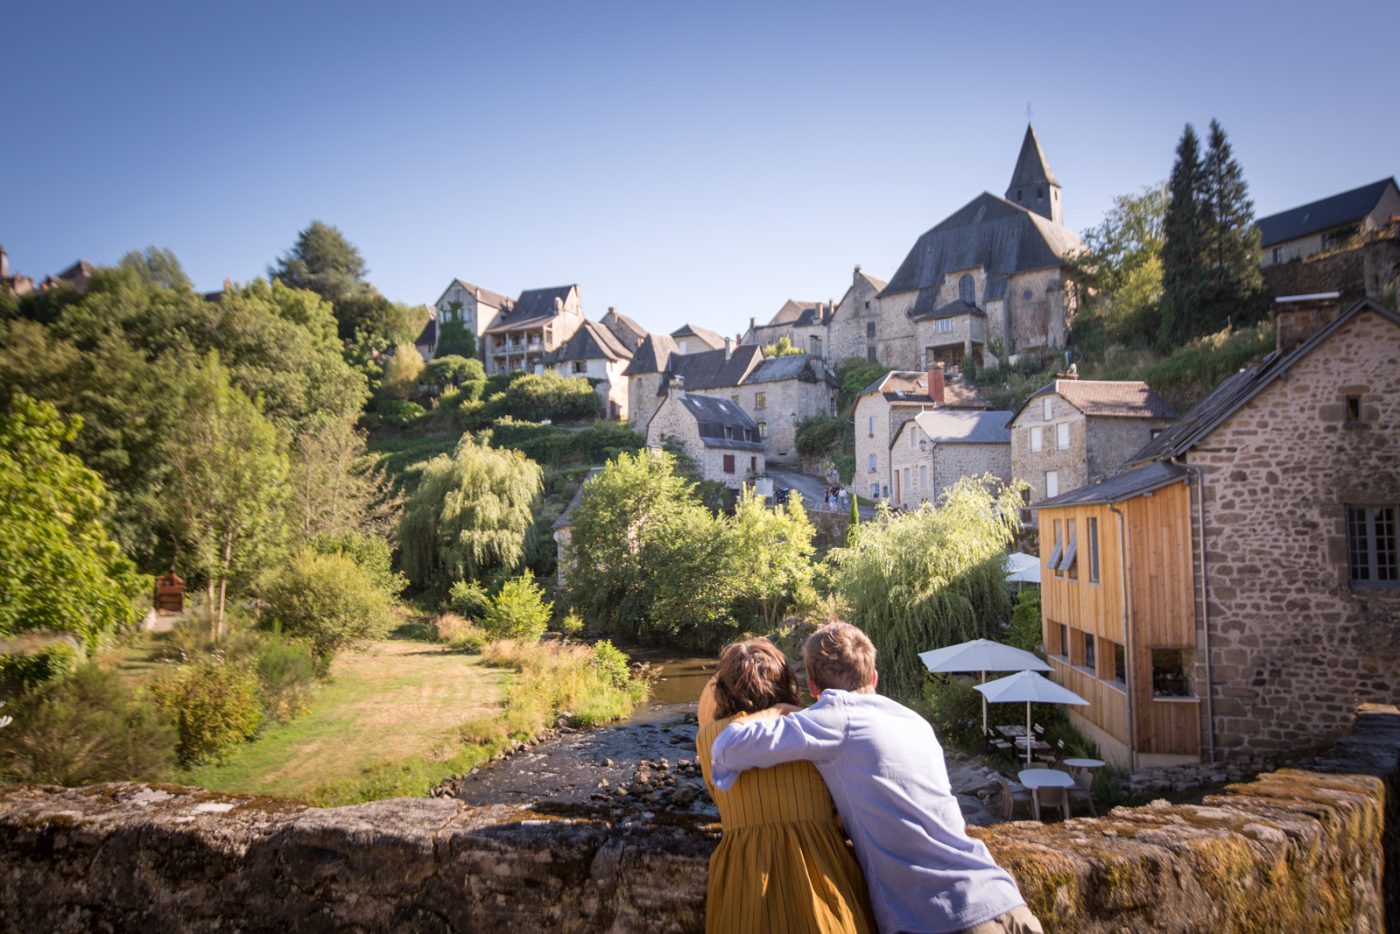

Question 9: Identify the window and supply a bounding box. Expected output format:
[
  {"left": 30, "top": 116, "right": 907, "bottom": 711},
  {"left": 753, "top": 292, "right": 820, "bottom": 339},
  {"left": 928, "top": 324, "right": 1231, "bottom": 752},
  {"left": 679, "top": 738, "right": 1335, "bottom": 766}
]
[
  {"left": 958, "top": 273, "right": 975, "bottom": 304},
  {"left": 755, "top": 392, "right": 766, "bottom": 410},
  {"left": 936, "top": 318, "right": 953, "bottom": 333},
  {"left": 750, "top": 456, "right": 757, "bottom": 472},
  {"left": 1150, "top": 428, "right": 1163, "bottom": 440},
  {"left": 1036, "top": 186, "right": 1044, "bottom": 198},
  {"left": 1045, "top": 470, "right": 1059, "bottom": 499},
  {"left": 868, "top": 454, "right": 877, "bottom": 473},
  {"left": 1272, "top": 247, "right": 1284, "bottom": 264},
  {"left": 1030, "top": 426, "right": 1043, "bottom": 452},
  {"left": 883, "top": 485, "right": 889, "bottom": 498},
  {"left": 757, "top": 421, "right": 768, "bottom": 438},
  {"left": 1347, "top": 505, "right": 1398, "bottom": 585},
  {"left": 1048, "top": 519, "right": 1064, "bottom": 577},
  {"left": 1111, "top": 641, "right": 1126, "bottom": 686},
  {"left": 868, "top": 415, "right": 875, "bottom": 437},
  {"left": 1016, "top": 188, "right": 1023, "bottom": 201},
  {"left": 1056, "top": 422, "right": 1070, "bottom": 450},
  {"left": 731, "top": 394, "right": 741, "bottom": 405},
  {"left": 1042, "top": 398, "right": 1053, "bottom": 421},
  {"left": 1078, "top": 631, "right": 1096, "bottom": 671},
  {"left": 1060, "top": 518, "right": 1078, "bottom": 580},
  {"left": 722, "top": 454, "right": 735, "bottom": 474},
  {"left": 1345, "top": 395, "right": 1362, "bottom": 425},
  {"left": 903, "top": 468, "right": 910, "bottom": 499},
  {"left": 911, "top": 428, "right": 918, "bottom": 448},
  {"left": 919, "top": 465, "right": 927, "bottom": 490},
  {"left": 572, "top": 361, "right": 588, "bottom": 374},
  {"left": 1152, "top": 649, "right": 1192, "bottom": 697},
  {"left": 1022, "top": 289, "right": 1032, "bottom": 302},
  {"left": 864, "top": 300, "right": 870, "bottom": 310},
  {"left": 867, "top": 347, "right": 877, "bottom": 362},
  {"left": 1057, "top": 624, "right": 1068, "bottom": 658},
  {"left": 871, "top": 482, "right": 880, "bottom": 498},
  {"left": 1088, "top": 517, "right": 1100, "bottom": 583},
  {"left": 866, "top": 322, "right": 876, "bottom": 339}
]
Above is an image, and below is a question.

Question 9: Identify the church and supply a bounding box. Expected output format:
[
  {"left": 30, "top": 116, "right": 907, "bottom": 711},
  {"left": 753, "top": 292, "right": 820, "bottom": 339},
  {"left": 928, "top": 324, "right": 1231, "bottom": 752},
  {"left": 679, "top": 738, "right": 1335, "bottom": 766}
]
[{"left": 752, "top": 125, "right": 1084, "bottom": 373}]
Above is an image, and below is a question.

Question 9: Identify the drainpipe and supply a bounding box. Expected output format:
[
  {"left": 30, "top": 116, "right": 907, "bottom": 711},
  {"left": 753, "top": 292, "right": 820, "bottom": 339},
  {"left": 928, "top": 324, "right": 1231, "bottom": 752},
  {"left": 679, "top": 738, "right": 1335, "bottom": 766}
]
[
  {"left": 1109, "top": 502, "right": 1137, "bottom": 774},
  {"left": 1175, "top": 457, "right": 1216, "bottom": 763}
]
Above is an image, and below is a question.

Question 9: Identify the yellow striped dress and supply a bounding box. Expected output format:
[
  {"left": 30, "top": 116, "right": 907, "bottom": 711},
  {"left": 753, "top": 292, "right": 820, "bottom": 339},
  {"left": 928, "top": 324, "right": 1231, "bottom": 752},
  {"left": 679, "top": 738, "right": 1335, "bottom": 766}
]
[{"left": 696, "top": 716, "right": 876, "bottom": 934}]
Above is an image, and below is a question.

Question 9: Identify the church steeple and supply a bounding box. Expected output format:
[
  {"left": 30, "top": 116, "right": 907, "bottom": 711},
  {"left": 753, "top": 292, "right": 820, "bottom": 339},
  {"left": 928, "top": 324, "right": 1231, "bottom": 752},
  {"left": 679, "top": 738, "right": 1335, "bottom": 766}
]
[{"left": 1005, "top": 123, "right": 1062, "bottom": 225}]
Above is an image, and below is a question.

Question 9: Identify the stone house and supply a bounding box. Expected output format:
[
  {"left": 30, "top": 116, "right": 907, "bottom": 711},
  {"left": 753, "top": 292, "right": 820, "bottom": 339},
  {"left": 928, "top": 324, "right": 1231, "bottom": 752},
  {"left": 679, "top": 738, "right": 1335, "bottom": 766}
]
[
  {"left": 742, "top": 299, "right": 836, "bottom": 360},
  {"left": 551, "top": 467, "right": 602, "bottom": 590},
  {"left": 599, "top": 307, "right": 649, "bottom": 353},
  {"left": 851, "top": 366, "right": 988, "bottom": 501},
  {"left": 1257, "top": 177, "right": 1400, "bottom": 267},
  {"left": 1008, "top": 378, "right": 1178, "bottom": 508},
  {"left": 481, "top": 285, "right": 584, "bottom": 376},
  {"left": 645, "top": 384, "right": 765, "bottom": 489},
  {"left": 888, "top": 409, "right": 1013, "bottom": 508},
  {"left": 1035, "top": 294, "right": 1400, "bottom": 767},
  {"left": 669, "top": 322, "right": 727, "bottom": 355},
  {"left": 824, "top": 267, "right": 890, "bottom": 363},
  {"left": 536, "top": 319, "right": 634, "bottom": 420},
  {"left": 416, "top": 278, "right": 512, "bottom": 361}
]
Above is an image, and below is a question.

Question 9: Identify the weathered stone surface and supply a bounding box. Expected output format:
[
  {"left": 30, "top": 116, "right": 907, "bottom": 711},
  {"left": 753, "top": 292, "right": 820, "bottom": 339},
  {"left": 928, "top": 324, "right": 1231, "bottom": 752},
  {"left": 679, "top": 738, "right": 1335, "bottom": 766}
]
[{"left": 1, "top": 707, "right": 1395, "bottom": 932}]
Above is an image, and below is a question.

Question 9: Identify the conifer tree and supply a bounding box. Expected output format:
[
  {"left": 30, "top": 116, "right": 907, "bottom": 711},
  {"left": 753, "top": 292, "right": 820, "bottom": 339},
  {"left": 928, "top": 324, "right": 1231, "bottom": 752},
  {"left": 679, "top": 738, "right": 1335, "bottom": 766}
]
[
  {"left": 1158, "top": 123, "right": 1207, "bottom": 348},
  {"left": 1200, "top": 119, "right": 1263, "bottom": 325}
]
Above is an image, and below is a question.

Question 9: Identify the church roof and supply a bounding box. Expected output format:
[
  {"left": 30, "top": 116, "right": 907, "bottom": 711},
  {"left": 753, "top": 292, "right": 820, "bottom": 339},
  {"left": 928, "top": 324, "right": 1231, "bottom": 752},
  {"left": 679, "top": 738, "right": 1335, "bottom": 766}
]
[
  {"left": 909, "top": 299, "right": 986, "bottom": 321},
  {"left": 1255, "top": 178, "right": 1398, "bottom": 247},
  {"left": 880, "top": 193, "right": 1083, "bottom": 308},
  {"left": 1007, "top": 124, "right": 1059, "bottom": 190}
]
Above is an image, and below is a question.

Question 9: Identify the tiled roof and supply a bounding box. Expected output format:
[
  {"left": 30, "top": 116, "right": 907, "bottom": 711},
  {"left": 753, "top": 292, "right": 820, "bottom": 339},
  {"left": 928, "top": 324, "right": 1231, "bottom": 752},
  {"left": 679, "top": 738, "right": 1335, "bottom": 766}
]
[
  {"left": 540, "top": 319, "right": 632, "bottom": 364},
  {"left": 600, "top": 309, "right": 648, "bottom": 352},
  {"left": 1013, "top": 379, "right": 1178, "bottom": 422},
  {"left": 439, "top": 278, "right": 511, "bottom": 309},
  {"left": 1256, "top": 178, "right": 1398, "bottom": 248},
  {"left": 623, "top": 332, "right": 678, "bottom": 376},
  {"left": 511, "top": 285, "right": 577, "bottom": 321},
  {"left": 484, "top": 312, "right": 557, "bottom": 334},
  {"left": 678, "top": 394, "right": 764, "bottom": 451},
  {"left": 770, "top": 300, "right": 823, "bottom": 326},
  {"left": 911, "top": 409, "right": 1014, "bottom": 445},
  {"left": 661, "top": 344, "right": 763, "bottom": 394},
  {"left": 857, "top": 269, "right": 888, "bottom": 292},
  {"left": 880, "top": 193, "right": 1083, "bottom": 306},
  {"left": 1132, "top": 299, "right": 1400, "bottom": 464},
  {"left": 670, "top": 322, "right": 727, "bottom": 351},
  {"left": 856, "top": 370, "right": 990, "bottom": 409},
  {"left": 1035, "top": 461, "right": 1188, "bottom": 509}
]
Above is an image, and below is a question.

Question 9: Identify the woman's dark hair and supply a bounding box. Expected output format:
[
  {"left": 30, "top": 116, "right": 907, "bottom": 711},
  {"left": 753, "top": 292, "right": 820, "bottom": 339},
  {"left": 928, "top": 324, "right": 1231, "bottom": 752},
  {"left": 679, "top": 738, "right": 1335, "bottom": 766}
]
[{"left": 712, "top": 639, "right": 801, "bottom": 719}]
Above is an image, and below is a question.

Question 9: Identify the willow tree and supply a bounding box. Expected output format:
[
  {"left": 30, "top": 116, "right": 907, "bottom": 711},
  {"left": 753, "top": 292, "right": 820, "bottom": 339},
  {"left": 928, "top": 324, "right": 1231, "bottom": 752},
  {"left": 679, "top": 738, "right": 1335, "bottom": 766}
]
[
  {"left": 831, "top": 476, "right": 1022, "bottom": 701},
  {"left": 399, "top": 436, "right": 542, "bottom": 591}
]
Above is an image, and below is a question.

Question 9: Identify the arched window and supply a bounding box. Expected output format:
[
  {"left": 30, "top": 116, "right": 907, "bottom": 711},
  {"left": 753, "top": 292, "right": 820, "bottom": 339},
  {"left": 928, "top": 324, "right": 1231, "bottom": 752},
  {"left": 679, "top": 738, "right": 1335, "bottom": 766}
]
[{"left": 958, "top": 274, "right": 975, "bottom": 305}]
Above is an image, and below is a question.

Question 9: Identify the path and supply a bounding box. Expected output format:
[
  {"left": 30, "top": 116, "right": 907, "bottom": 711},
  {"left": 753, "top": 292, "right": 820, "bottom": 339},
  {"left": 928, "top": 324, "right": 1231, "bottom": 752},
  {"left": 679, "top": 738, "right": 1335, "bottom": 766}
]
[{"left": 768, "top": 467, "right": 877, "bottom": 519}]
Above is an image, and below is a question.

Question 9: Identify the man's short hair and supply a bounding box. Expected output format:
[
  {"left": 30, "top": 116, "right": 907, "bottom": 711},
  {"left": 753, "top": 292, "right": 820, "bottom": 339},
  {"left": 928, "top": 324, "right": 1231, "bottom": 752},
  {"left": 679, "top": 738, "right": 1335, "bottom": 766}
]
[{"left": 803, "top": 621, "right": 877, "bottom": 692}]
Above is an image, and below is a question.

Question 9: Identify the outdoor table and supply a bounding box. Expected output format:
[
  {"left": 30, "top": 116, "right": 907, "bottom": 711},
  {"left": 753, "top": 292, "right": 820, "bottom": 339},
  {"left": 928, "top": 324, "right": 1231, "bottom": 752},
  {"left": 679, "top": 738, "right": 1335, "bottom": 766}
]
[
  {"left": 1018, "top": 768, "right": 1076, "bottom": 821},
  {"left": 996, "top": 725, "right": 1029, "bottom": 738},
  {"left": 1062, "top": 757, "right": 1105, "bottom": 769}
]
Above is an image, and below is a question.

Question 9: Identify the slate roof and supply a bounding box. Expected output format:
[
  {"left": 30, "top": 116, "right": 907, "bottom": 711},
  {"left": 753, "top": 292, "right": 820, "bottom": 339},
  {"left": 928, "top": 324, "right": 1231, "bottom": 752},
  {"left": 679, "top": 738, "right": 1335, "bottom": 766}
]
[
  {"left": 881, "top": 193, "right": 1083, "bottom": 311},
  {"left": 540, "top": 319, "right": 632, "bottom": 364},
  {"left": 483, "top": 312, "right": 557, "bottom": 334},
  {"left": 414, "top": 316, "right": 437, "bottom": 351},
  {"left": 437, "top": 278, "right": 511, "bottom": 309},
  {"left": 1034, "top": 461, "right": 1188, "bottom": 509},
  {"left": 909, "top": 298, "right": 986, "bottom": 322},
  {"left": 745, "top": 354, "right": 829, "bottom": 385},
  {"left": 1131, "top": 298, "right": 1400, "bottom": 464},
  {"left": 855, "top": 370, "right": 990, "bottom": 409},
  {"left": 857, "top": 269, "right": 888, "bottom": 292},
  {"left": 513, "top": 285, "right": 577, "bottom": 320},
  {"left": 670, "top": 322, "right": 727, "bottom": 351},
  {"left": 660, "top": 344, "right": 763, "bottom": 393},
  {"left": 623, "top": 332, "right": 681, "bottom": 376},
  {"left": 661, "top": 394, "right": 764, "bottom": 451},
  {"left": 1007, "top": 124, "right": 1059, "bottom": 189},
  {"left": 600, "top": 309, "right": 648, "bottom": 352},
  {"left": 1256, "top": 178, "right": 1398, "bottom": 248},
  {"left": 769, "top": 300, "right": 825, "bottom": 327},
  {"left": 1010, "top": 379, "right": 1179, "bottom": 424},
  {"left": 910, "top": 409, "right": 1014, "bottom": 445}
]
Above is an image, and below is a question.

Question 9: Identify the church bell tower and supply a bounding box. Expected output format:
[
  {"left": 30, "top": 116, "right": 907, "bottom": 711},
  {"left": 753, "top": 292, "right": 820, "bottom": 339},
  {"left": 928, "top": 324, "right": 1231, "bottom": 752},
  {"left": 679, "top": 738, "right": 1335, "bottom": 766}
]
[{"left": 1005, "top": 124, "right": 1062, "bottom": 225}]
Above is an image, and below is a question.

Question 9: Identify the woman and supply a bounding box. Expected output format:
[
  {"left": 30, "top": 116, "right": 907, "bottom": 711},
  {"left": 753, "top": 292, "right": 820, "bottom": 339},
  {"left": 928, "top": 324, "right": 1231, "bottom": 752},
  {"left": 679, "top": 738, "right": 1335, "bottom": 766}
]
[{"left": 696, "top": 639, "right": 874, "bottom": 934}]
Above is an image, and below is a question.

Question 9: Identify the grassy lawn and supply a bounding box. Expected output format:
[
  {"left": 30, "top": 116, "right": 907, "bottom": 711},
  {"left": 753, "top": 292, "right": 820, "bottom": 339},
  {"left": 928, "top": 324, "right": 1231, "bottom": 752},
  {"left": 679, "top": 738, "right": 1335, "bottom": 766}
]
[{"left": 182, "top": 638, "right": 510, "bottom": 804}]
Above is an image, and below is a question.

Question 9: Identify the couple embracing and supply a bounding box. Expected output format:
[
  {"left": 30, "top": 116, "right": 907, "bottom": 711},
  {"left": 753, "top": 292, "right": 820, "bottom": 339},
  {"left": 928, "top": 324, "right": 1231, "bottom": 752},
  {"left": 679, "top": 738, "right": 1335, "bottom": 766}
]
[{"left": 695, "top": 622, "right": 1041, "bottom": 934}]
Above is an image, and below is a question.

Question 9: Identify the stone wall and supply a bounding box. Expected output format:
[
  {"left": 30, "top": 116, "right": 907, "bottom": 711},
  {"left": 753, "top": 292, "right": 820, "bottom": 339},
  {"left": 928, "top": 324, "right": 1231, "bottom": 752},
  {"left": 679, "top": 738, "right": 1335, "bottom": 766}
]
[
  {"left": 1261, "top": 230, "right": 1400, "bottom": 305},
  {"left": 1011, "top": 394, "right": 1086, "bottom": 504},
  {"left": 1186, "top": 306, "right": 1400, "bottom": 758},
  {"left": 3, "top": 706, "right": 1396, "bottom": 932},
  {"left": 1084, "top": 415, "right": 1173, "bottom": 481}
]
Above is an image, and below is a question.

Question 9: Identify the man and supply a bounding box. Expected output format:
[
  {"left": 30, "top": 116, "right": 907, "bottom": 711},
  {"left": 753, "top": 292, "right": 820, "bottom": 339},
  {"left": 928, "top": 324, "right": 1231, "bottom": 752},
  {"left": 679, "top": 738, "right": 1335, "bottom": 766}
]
[{"left": 709, "top": 622, "right": 1041, "bottom": 934}]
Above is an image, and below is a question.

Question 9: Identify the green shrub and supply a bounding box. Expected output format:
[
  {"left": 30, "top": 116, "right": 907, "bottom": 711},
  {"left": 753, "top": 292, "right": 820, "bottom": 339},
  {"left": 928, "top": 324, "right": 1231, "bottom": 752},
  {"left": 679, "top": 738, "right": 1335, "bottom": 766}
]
[
  {"left": 1007, "top": 589, "right": 1043, "bottom": 654},
  {"left": 377, "top": 399, "right": 426, "bottom": 427},
  {"left": 259, "top": 548, "right": 397, "bottom": 671},
  {"left": 484, "top": 371, "right": 599, "bottom": 423},
  {"left": 0, "top": 638, "right": 81, "bottom": 695},
  {"left": 423, "top": 355, "right": 484, "bottom": 390},
  {"left": 795, "top": 415, "right": 846, "bottom": 457},
  {"left": 590, "top": 639, "right": 632, "bottom": 691},
  {"left": 431, "top": 612, "right": 488, "bottom": 652},
  {"left": 448, "top": 580, "right": 490, "bottom": 619},
  {"left": 149, "top": 660, "right": 263, "bottom": 766},
  {"left": 918, "top": 674, "right": 987, "bottom": 751},
  {"left": 254, "top": 637, "right": 318, "bottom": 722},
  {"left": 481, "top": 573, "right": 552, "bottom": 643},
  {"left": 0, "top": 665, "right": 177, "bottom": 784},
  {"left": 311, "top": 531, "right": 408, "bottom": 597},
  {"left": 556, "top": 610, "right": 585, "bottom": 636}
]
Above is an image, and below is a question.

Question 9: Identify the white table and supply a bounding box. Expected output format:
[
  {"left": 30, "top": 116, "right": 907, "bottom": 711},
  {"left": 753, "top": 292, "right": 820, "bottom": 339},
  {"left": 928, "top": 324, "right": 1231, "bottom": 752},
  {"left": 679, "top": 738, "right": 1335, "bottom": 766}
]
[
  {"left": 1018, "top": 768, "right": 1076, "bottom": 821},
  {"left": 1062, "top": 758, "right": 1105, "bottom": 769}
]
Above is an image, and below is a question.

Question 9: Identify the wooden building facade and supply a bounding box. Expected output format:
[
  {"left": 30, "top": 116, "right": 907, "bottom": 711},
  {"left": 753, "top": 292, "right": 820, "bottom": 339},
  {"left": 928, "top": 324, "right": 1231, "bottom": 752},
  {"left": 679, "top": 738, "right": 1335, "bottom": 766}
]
[{"left": 1037, "top": 461, "right": 1201, "bottom": 769}]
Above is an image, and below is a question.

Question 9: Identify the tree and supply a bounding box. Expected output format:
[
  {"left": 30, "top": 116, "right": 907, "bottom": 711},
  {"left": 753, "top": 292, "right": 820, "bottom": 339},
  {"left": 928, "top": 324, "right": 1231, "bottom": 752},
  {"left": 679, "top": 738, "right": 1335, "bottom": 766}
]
[
  {"left": 424, "top": 355, "right": 484, "bottom": 391},
  {"left": 1068, "top": 184, "right": 1167, "bottom": 348},
  {"left": 163, "top": 354, "right": 289, "bottom": 635},
  {"left": 731, "top": 488, "right": 816, "bottom": 629},
  {"left": 381, "top": 342, "right": 425, "bottom": 401},
  {"left": 481, "top": 572, "right": 552, "bottom": 643},
  {"left": 398, "top": 436, "right": 543, "bottom": 590},
  {"left": 1159, "top": 124, "right": 1208, "bottom": 349},
  {"left": 831, "top": 477, "right": 1022, "bottom": 701},
  {"left": 435, "top": 316, "right": 477, "bottom": 358},
  {"left": 288, "top": 415, "right": 401, "bottom": 542},
  {"left": 761, "top": 335, "right": 803, "bottom": 357},
  {"left": 0, "top": 395, "right": 141, "bottom": 646},
  {"left": 119, "top": 246, "right": 192, "bottom": 291},
  {"left": 1200, "top": 119, "right": 1264, "bottom": 324},
  {"left": 259, "top": 548, "right": 396, "bottom": 671},
  {"left": 268, "top": 221, "right": 369, "bottom": 307}
]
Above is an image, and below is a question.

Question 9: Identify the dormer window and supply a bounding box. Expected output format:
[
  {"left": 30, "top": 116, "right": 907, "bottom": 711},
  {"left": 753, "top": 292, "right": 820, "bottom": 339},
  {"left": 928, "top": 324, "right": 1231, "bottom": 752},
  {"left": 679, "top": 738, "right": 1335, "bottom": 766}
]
[{"left": 958, "top": 274, "right": 975, "bottom": 305}]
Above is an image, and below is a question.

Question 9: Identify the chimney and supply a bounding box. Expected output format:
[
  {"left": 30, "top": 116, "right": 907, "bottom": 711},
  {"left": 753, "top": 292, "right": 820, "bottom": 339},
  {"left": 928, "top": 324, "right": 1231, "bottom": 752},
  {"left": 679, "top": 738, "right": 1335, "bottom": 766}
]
[
  {"left": 0, "top": 245, "right": 8, "bottom": 279},
  {"left": 927, "top": 364, "right": 945, "bottom": 404},
  {"left": 554, "top": 297, "right": 564, "bottom": 312},
  {"left": 1274, "top": 292, "right": 1341, "bottom": 356},
  {"left": 724, "top": 337, "right": 735, "bottom": 360},
  {"left": 667, "top": 373, "right": 686, "bottom": 396},
  {"left": 607, "top": 306, "right": 616, "bottom": 317},
  {"left": 853, "top": 264, "right": 862, "bottom": 280}
]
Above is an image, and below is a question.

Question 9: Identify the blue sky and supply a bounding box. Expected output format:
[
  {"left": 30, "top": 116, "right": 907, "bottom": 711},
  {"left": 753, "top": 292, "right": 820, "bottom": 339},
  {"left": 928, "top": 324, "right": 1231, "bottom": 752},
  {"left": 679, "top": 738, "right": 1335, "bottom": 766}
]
[{"left": 4, "top": 0, "right": 1397, "bottom": 338}]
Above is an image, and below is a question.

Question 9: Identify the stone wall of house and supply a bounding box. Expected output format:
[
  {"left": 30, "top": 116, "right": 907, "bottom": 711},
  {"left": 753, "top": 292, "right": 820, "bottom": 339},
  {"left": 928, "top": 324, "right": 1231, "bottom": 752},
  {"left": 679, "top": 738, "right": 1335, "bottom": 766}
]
[
  {"left": 3, "top": 706, "right": 1395, "bottom": 933},
  {"left": 1010, "top": 395, "right": 1086, "bottom": 504},
  {"left": 1185, "top": 307, "right": 1400, "bottom": 759},
  {"left": 1261, "top": 232, "right": 1400, "bottom": 307},
  {"left": 826, "top": 272, "right": 885, "bottom": 364},
  {"left": 728, "top": 378, "right": 832, "bottom": 466},
  {"left": 629, "top": 372, "right": 666, "bottom": 434},
  {"left": 912, "top": 312, "right": 988, "bottom": 369},
  {"left": 930, "top": 442, "right": 1011, "bottom": 503},
  {"left": 1084, "top": 416, "right": 1174, "bottom": 481},
  {"left": 863, "top": 290, "right": 921, "bottom": 371},
  {"left": 646, "top": 394, "right": 762, "bottom": 488}
]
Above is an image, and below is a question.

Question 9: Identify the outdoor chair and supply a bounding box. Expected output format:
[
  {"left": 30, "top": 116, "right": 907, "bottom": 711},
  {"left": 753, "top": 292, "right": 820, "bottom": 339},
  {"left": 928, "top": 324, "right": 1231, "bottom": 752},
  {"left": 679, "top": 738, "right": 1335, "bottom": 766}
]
[
  {"left": 991, "top": 772, "right": 1033, "bottom": 821},
  {"left": 1068, "top": 768, "right": 1098, "bottom": 817},
  {"left": 1031, "top": 785, "right": 1071, "bottom": 822}
]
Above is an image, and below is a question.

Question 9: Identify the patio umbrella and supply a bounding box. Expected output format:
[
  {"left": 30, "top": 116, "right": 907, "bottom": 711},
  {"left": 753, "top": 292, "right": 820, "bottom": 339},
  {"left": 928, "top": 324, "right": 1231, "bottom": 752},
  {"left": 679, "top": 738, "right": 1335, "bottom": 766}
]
[
  {"left": 1005, "top": 552, "right": 1041, "bottom": 585},
  {"left": 919, "top": 639, "right": 1050, "bottom": 733},
  {"left": 974, "top": 670, "right": 1089, "bottom": 764}
]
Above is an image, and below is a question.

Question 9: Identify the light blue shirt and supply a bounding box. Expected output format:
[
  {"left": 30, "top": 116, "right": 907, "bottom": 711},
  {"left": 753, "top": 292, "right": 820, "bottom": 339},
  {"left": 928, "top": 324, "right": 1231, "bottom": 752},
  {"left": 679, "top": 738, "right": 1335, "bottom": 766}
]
[{"left": 710, "top": 689, "right": 1025, "bottom": 934}]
